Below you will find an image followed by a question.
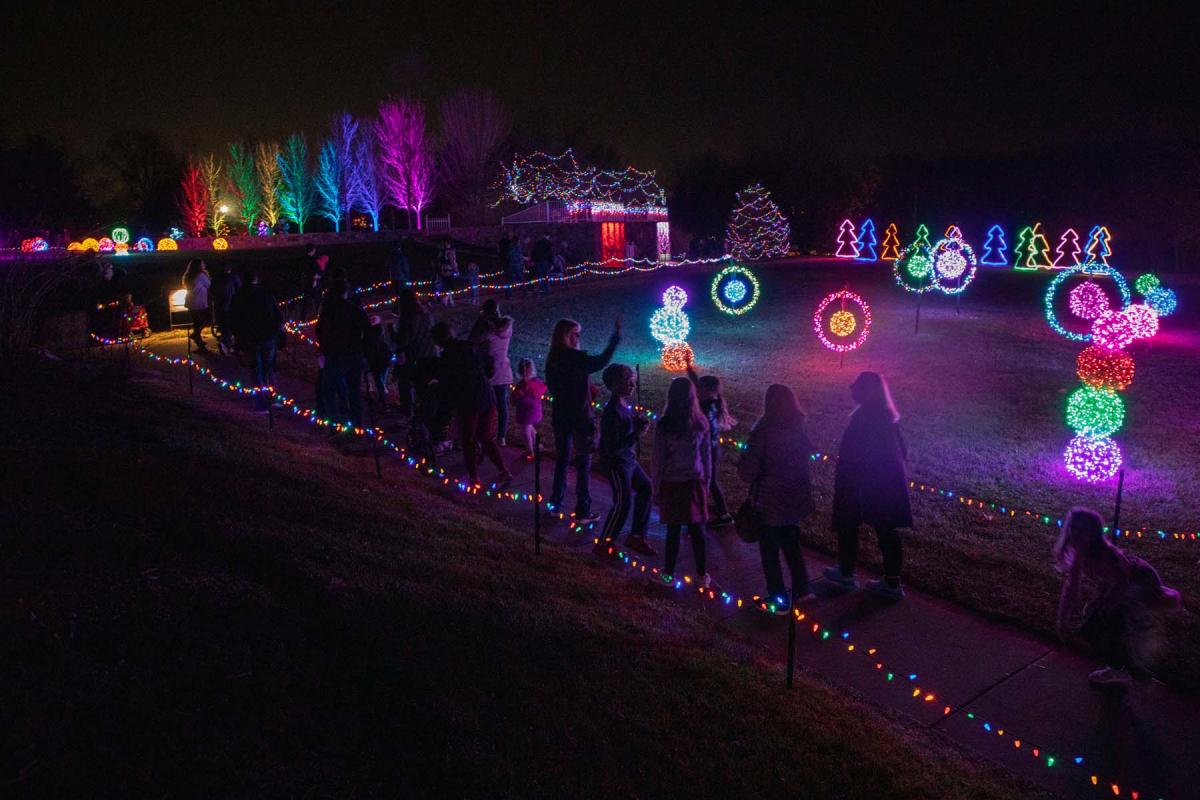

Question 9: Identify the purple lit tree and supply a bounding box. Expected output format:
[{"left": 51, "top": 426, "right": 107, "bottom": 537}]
[
  {"left": 277, "top": 133, "right": 314, "bottom": 233},
  {"left": 350, "top": 126, "right": 387, "bottom": 231},
  {"left": 1054, "top": 228, "right": 1081, "bottom": 268},
  {"left": 376, "top": 97, "right": 435, "bottom": 230}
]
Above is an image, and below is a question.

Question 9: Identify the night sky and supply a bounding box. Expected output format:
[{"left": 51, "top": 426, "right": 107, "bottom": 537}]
[{"left": 4, "top": 1, "right": 1196, "bottom": 169}]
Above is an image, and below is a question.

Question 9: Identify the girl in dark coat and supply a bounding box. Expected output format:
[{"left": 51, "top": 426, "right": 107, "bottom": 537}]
[{"left": 824, "top": 372, "right": 912, "bottom": 600}]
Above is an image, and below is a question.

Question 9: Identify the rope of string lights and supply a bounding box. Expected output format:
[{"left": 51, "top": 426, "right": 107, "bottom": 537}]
[{"left": 102, "top": 333, "right": 1167, "bottom": 800}]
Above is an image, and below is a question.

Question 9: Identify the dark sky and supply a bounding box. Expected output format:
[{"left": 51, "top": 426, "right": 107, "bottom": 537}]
[{"left": 3, "top": 0, "right": 1196, "bottom": 170}]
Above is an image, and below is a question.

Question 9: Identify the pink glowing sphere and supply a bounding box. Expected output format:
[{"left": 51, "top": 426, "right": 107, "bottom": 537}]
[
  {"left": 1090, "top": 310, "right": 1135, "bottom": 351},
  {"left": 1068, "top": 281, "right": 1110, "bottom": 321},
  {"left": 1064, "top": 436, "right": 1122, "bottom": 482}
]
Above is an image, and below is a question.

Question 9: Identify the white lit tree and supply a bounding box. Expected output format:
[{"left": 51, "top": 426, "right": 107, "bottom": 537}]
[{"left": 725, "top": 183, "right": 790, "bottom": 260}]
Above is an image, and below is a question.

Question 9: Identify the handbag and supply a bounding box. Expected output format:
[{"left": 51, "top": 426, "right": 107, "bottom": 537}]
[{"left": 735, "top": 470, "right": 763, "bottom": 544}]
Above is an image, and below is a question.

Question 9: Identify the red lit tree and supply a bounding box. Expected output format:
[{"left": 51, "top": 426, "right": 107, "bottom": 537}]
[{"left": 177, "top": 158, "right": 209, "bottom": 237}]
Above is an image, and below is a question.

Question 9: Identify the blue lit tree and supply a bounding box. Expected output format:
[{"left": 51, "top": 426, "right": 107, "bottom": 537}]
[
  {"left": 855, "top": 218, "right": 878, "bottom": 261},
  {"left": 315, "top": 140, "right": 343, "bottom": 232},
  {"left": 981, "top": 224, "right": 1007, "bottom": 265}
]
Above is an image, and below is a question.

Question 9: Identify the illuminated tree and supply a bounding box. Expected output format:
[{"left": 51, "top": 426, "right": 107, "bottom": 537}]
[
  {"left": 200, "top": 154, "right": 225, "bottom": 235},
  {"left": 980, "top": 224, "right": 1007, "bottom": 266},
  {"left": 256, "top": 141, "right": 282, "bottom": 228},
  {"left": 349, "top": 125, "right": 387, "bottom": 231},
  {"left": 376, "top": 97, "right": 435, "bottom": 230},
  {"left": 315, "top": 139, "right": 344, "bottom": 232},
  {"left": 1011, "top": 225, "right": 1032, "bottom": 269},
  {"left": 855, "top": 218, "right": 878, "bottom": 261},
  {"left": 910, "top": 223, "right": 930, "bottom": 248},
  {"left": 177, "top": 158, "right": 209, "bottom": 237},
  {"left": 835, "top": 218, "right": 858, "bottom": 257},
  {"left": 725, "top": 183, "right": 790, "bottom": 260},
  {"left": 1026, "top": 222, "right": 1052, "bottom": 269},
  {"left": 1054, "top": 228, "right": 1081, "bottom": 268},
  {"left": 880, "top": 223, "right": 901, "bottom": 260},
  {"left": 1085, "top": 225, "right": 1112, "bottom": 266},
  {"left": 277, "top": 133, "right": 315, "bottom": 233},
  {"left": 437, "top": 88, "right": 511, "bottom": 212},
  {"left": 227, "top": 142, "right": 261, "bottom": 233}
]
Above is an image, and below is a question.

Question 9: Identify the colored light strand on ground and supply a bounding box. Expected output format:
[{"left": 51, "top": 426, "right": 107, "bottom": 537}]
[
  {"left": 814, "top": 290, "right": 871, "bottom": 352},
  {"left": 1044, "top": 262, "right": 1131, "bottom": 343},
  {"left": 930, "top": 237, "right": 978, "bottom": 294},
  {"left": 980, "top": 225, "right": 1007, "bottom": 266},
  {"left": 710, "top": 264, "right": 761, "bottom": 316}
]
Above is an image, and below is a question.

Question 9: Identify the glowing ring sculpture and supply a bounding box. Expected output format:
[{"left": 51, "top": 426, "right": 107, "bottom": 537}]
[
  {"left": 892, "top": 245, "right": 935, "bottom": 294},
  {"left": 813, "top": 290, "right": 871, "bottom": 353},
  {"left": 1044, "top": 261, "right": 1130, "bottom": 342},
  {"left": 212, "top": 237, "right": 229, "bottom": 250},
  {"left": 134, "top": 237, "right": 154, "bottom": 252},
  {"left": 111, "top": 227, "right": 130, "bottom": 245},
  {"left": 929, "top": 237, "right": 977, "bottom": 295},
  {"left": 710, "top": 264, "right": 761, "bottom": 315}
]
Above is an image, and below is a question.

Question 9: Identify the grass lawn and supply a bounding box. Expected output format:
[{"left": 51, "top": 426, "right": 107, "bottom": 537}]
[
  {"left": 418, "top": 259, "right": 1200, "bottom": 687},
  {"left": 0, "top": 360, "right": 1043, "bottom": 798}
]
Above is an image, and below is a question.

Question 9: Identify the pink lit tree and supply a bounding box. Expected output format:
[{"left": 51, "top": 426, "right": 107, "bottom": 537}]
[
  {"left": 177, "top": 158, "right": 209, "bottom": 237},
  {"left": 376, "top": 97, "right": 435, "bottom": 229},
  {"left": 1054, "top": 228, "right": 1081, "bottom": 268}
]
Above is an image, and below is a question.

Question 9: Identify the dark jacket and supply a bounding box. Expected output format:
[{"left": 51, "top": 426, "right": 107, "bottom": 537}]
[
  {"left": 363, "top": 323, "right": 394, "bottom": 373},
  {"left": 544, "top": 333, "right": 620, "bottom": 431},
  {"left": 435, "top": 339, "right": 494, "bottom": 414},
  {"left": 532, "top": 237, "right": 553, "bottom": 264},
  {"left": 229, "top": 283, "right": 282, "bottom": 345},
  {"left": 831, "top": 408, "right": 913, "bottom": 530},
  {"left": 394, "top": 308, "right": 437, "bottom": 363},
  {"left": 599, "top": 397, "right": 640, "bottom": 469},
  {"left": 215, "top": 271, "right": 243, "bottom": 314},
  {"left": 736, "top": 424, "right": 815, "bottom": 527},
  {"left": 316, "top": 294, "right": 368, "bottom": 358},
  {"left": 386, "top": 247, "right": 410, "bottom": 283},
  {"left": 304, "top": 256, "right": 326, "bottom": 296}
]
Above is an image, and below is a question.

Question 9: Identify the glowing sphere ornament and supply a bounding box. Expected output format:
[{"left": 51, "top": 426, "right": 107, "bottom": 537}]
[
  {"left": 1123, "top": 303, "right": 1159, "bottom": 339},
  {"left": 97, "top": 237, "right": 115, "bottom": 253},
  {"left": 650, "top": 307, "right": 689, "bottom": 344},
  {"left": 1145, "top": 287, "right": 1177, "bottom": 318},
  {"left": 82, "top": 238, "right": 100, "bottom": 252},
  {"left": 1134, "top": 273, "right": 1160, "bottom": 296},
  {"left": 157, "top": 238, "right": 178, "bottom": 251},
  {"left": 1044, "top": 262, "right": 1130, "bottom": 342},
  {"left": 1076, "top": 346, "right": 1134, "bottom": 392},
  {"left": 67, "top": 242, "right": 83, "bottom": 252},
  {"left": 134, "top": 237, "right": 154, "bottom": 252},
  {"left": 1066, "top": 385, "right": 1125, "bottom": 437},
  {"left": 929, "top": 237, "right": 977, "bottom": 294},
  {"left": 661, "top": 342, "right": 694, "bottom": 372},
  {"left": 212, "top": 237, "right": 229, "bottom": 250},
  {"left": 907, "top": 251, "right": 933, "bottom": 279},
  {"left": 813, "top": 290, "right": 871, "bottom": 353},
  {"left": 111, "top": 227, "right": 130, "bottom": 245},
  {"left": 1064, "top": 436, "right": 1122, "bottom": 482},
  {"left": 892, "top": 245, "right": 936, "bottom": 294},
  {"left": 662, "top": 285, "right": 687, "bottom": 310},
  {"left": 1091, "top": 310, "right": 1135, "bottom": 352},
  {"left": 1068, "top": 281, "right": 1110, "bottom": 320},
  {"left": 710, "top": 264, "right": 761, "bottom": 315}
]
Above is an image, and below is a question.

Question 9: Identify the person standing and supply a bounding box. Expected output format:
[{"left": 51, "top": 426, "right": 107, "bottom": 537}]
[
  {"left": 229, "top": 269, "right": 282, "bottom": 411},
  {"left": 824, "top": 372, "right": 913, "bottom": 599},
  {"left": 544, "top": 317, "right": 621, "bottom": 523},
  {"left": 301, "top": 244, "right": 325, "bottom": 320},
  {"left": 431, "top": 322, "right": 512, "bottom": 488},
  {"left": 466, "top": 262, "right": 481, "bottom": 305},
  {"left": 737, "top": 384, "right": 816, "bottom": 611},
  {"left": 532, "top": 233, "right": 553, "bottom": 294},
  {"left": 504, "top": 236, "right": 525, "bottom": 297},
  {"left": 212, "top": 264, "right": 242, "bottom": 355},
  {"left": 511, "top": 359, "right": 546, "bottom": 460},
  {"left": 182, "top": 260, "right": 212, "bottom": 351},
  {"left": 316, "top": 277, "right": 368, "bottom": 427},
  {"left": 392, "top": 289, "right": 437, "bottom": 417},
  {"left": 653, "top": 377, "right": 713, "bottom": 588},
  {"left": 687, "top": 358, "right": 736, "bottom": 526},
  {"left": 386, "top": 238, "right": 411, "bottom": 293},
  {"left": 363, "top": 314, "right": 395, "bottom": 411},
  {"left": 469, "top": 299, "right": 514, "bottom": 446},
  {"left": 597, "top": 363, "right": 655, "bottom": 556}
]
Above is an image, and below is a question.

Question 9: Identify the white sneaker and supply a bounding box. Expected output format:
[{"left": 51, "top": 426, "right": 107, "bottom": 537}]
[{"left": 1088, "top": 666, "right": 1131, "bottom": 686}]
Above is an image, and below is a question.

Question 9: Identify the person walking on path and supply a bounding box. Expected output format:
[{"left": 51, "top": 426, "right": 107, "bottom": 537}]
[
  {"left": 466, "top": 262, "right": 480, "bottom": 305},
  {"left": 300, "top": 244, "right": 327, "bottom": 320},
  {"left": 229, "top": 269, "right": 282, "bottom": 411},
  {"left": 212, "top": 264, "right": 242, "bottom": 355},
  {"left": 824, "top": 372, "right": 912, "bottom": 600},
  {"left": 316, "top": 277, "right": 369, "bottom": 428},
  {"left": 532, "top": 233, "right": 553, "bottom": 294},
  {"left": 1054, "top": 507, "right": 1182, "bottom": 686},
  {"left": 504, "top": 237, "right": 526, "bottom": 298},
  {"left": 363, "top": 314, "right": 395, "bottom": 411},
  {"left": 596, "top": 363, "right": 655, "bottom": 557},
  {"left": 654, "top": 377, "right": 714, "bottom": 588},
  {"left": 182, "top": 260, "right": 212, "bottom": 351},
  {"left": 469, "top": 299, "right": 514, "bottom": 446},
  {"left": 431, "top": 322, "right": 512, "bottom": 488},
  {"left": 737, "top": 384, "right": 816, "bottom": 612},
  {"left": 511, "top": 358, "right": 546, "bottom": 461},
  {"left": 545, "top": 317, "right": 621, "bottom": 523},
  {"left": 393, "top": 289, "right": 437, "bottom": 417},
  {"left": 687, "top": 357, "right": 736, "bottom": 526},
  {"left": 386, "top": 238, "right": 410, "bottom": 293}
]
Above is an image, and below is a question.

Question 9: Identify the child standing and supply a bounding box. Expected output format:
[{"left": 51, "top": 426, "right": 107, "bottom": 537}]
[
  {"left": 466, "top": 262, "right": 481, "bottom": 305},
  {"left": 687, "top": 359, "right": 736, "bottom": 527},
  {"left": 653, "top": 377, "right": 714, "bottom": 588},
  {"left": 511, "top": 359, "right": 547, "bottom": 460},
  {"left": 1055, "top": 507, "right": 1181, "bottom": 685},
  {"left": 596, "top": 364, "right": 655, "bottom": 557}
]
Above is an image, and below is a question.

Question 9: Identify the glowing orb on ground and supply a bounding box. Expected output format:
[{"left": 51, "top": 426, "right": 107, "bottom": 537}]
[
  {"left": 1064, "top": 436, "right": 1122, "bottom": 482},
  {"left": 1091, "top": 310, "right": 1135, "bottom": 351},
  {"left": 212, "top": 237, "right": 229, "bottom": 250},
  {"left": 661, "top": 342, "right": 694, "bottom": 372},
  {"left": 1134, "top": 273, "right": 1160, "bottom": 295},
  {"left": 82, "top": 238, "right": 100, "bottom": 252},
  {"left": 97, "top": 237, "right": 115, "bottom": 252},
  {"left": 67, "top": 242, "right": 84, "bottom": 252},
  {"left": 710, "top": 264, "right": 761, "bottom": 315},
  {"left": 1076, "top": 346, "right": 1134, "bottom": 392},
  {"left": 1123, "top": 303, "right": 1159, "bottom": 339},
  {"left": 1068, "top": 281, "right": 1109, "bottom": 320},
  {"left": 1145, "top": 287, "right": 1177, "bottom": 317},
  {"left": 906, "top": 252, "right": 932, "bottom": 279},
  {"left": 662, "top": 285, "right": 688, "bottom": 309},
  {"left": 813, "top": 290, "right": 871, "bottom": 352},
  {"left": 134, "top": 237, "right": 154, "bottom": 252},
  {"left": 829, "top": 310, "right": 857, "bottom": 337},
  {"left": 930, "top": 237, "right": 977, "bottom": 294},
  {"left": 157, "top": 238, "right": 178, "bottom": 251},
  {"left": 650, "top": 307, "right": 690, "bottom": 344},
  {"left": 1066, "top": 385, "right": 1125, "bottom": 437}
]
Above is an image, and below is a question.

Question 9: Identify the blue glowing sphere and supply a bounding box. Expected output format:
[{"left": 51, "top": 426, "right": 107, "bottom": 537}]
[{"left": 723, "top": 278, "right": 748, "bottom": 304}]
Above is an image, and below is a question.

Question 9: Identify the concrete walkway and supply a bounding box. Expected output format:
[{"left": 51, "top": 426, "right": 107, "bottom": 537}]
[{"left": 131, "top": 330, "right": 1197, "bottom": 800}]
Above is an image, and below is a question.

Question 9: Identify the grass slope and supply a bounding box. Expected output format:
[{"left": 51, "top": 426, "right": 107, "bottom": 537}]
[{"left": 0, "top": 360, "right": 1041, "bottom": 799}]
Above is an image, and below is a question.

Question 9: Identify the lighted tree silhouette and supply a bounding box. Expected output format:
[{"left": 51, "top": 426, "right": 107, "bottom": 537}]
[
  {"left": 350, "top": 125, "right": 387, "bottom": 231},
  {"left": 911, "top": 223, "right": 930, "bottom": 248},
  {"left": 227, "top": 143, "right": 261, "bottom": 233},
  {"left": 177, "top": 158, "right": 209, "bottom": 237},
  {"left": 1011, "top": 225, "right": 1033, "bottom": 270},
  {"left": 855, "top": 218, "right": 878, "bottom": 261},
  {"left": 880, "top": 222, "right": 901, "bottom": 260},
  {"left": 725, "top": 183, "right": 790, "bottom": 259},
  {"left": 1027, "top": 222, "right": 1052, "bottom": 269},
  {"left": 376, "top": 97, "right": 435, "bottom": 230},
  {"left": 437, "top": 88, "right": 510, "bottom": 212},
  {"left": 1085, "top": 225, "right": 1112, "bottom": 266},
  {"left": 256, "top": 142, "right": 282, "bottom": 228},
  {"left": 835, "top": 218, "right": 858, "bottom": 258},
  {"left": 1054, "top": 228, "right": 1081, "bottom": 268},
  {"left": 277, "top": 133, "right": 315, "bottom": 233},
  {"left": 200, "top": 154, "right": 225, "bottom": 235},
  {"left": 980, "top": 224, "right": 1007, "bottom": 265},
  {"left": 315, "top": 139, "right": 344, "bottom": 232}
]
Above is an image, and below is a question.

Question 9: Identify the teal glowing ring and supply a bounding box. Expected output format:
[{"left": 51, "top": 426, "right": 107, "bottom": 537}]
[
  {"left": 1045, "top": 261, "right": 1131, "bottom": 342},
  {"left": 892, "top": 245, "right": 936, "bottom": 294},
  {"left": 710, "top": 264, "right": 760, "bottom": 316}
]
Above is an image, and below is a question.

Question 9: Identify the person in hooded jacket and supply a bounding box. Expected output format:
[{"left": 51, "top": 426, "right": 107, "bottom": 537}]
[{"left": 469, "top": 299, "right": 514, "bottom": 446}]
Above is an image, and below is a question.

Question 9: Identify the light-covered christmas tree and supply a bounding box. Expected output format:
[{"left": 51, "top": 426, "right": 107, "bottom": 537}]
[{"left": 725, "top": 183, "right": 790, "bottom": 260}]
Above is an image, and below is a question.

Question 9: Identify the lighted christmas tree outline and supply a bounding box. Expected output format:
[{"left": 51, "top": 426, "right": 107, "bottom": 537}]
[
  {"left": 1011, "top": 226, "right": 1033, "bottom": 270},
  {"left": 725, "top": 183, "right": 791, "bottom": 260},
  {"left": 855, "top": 218, "right": 878, "bottom": 261},
  {"left": 1085, "top": 225, "right": 1113, "bottom": 266},
  {"left": 1053, "top": 228, "right": 1082, "bottom": 268},
  {"left": 880, "top": 223, "right": 901, "bottom": 260},
  {"left": 980, "top": 224, "right": 1008, "bottom": 266},
  {"left": 835, "top": 218, "right": 859, "bottom": 258},
  {"left": 911, "top": 223, "right": 930, "bottom": 249},
  {"left": 1025, "top": 222, "right": 1052, "bottom": 269},
  {"left": 944, "top": 224, "right": 963, "bottom": 240}
]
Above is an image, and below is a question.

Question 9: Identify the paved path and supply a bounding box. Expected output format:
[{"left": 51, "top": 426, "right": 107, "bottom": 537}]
[{"left": 130, "top": 330, "right": 1198, "bottom": 800}]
